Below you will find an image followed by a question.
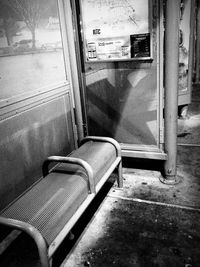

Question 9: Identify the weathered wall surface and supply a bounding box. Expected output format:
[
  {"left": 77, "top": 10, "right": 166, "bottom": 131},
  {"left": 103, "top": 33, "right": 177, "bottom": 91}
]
[{"left": 0, "top": 88, "right": 75, "bottom": 210}]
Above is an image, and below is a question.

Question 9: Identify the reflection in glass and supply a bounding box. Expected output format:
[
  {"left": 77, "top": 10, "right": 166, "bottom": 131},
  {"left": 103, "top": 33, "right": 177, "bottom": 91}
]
[{"left": 0, "top": 0, "right": 66, "bottom": 100}]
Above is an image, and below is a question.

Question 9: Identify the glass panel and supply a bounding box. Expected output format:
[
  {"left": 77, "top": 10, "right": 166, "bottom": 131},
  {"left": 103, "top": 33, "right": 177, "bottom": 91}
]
[
  {"left": 179, "top": 0, "right": 191, "bottom": 95},
  {"left": 79, "top": 0, "right": 159, "bottom": 147},
  {"left": 0, "top": 0, "right": 66, "bottom": 100},
  {"left": 85, "top": 62, "right": 158, "bottom": 146}
]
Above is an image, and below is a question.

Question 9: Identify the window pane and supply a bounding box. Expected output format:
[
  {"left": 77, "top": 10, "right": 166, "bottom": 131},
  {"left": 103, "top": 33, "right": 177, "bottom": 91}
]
[{"left": 0, "top": 0, "right": 66, "bottom": 100}]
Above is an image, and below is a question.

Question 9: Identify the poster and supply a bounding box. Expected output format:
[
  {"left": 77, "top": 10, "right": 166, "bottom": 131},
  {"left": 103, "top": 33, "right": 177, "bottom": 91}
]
[
  {"left": 179, "top": 0, "right": 191, "bottom": 93},
  {"left": 81, "top": 0, "right": 151, "bottom": 61}
]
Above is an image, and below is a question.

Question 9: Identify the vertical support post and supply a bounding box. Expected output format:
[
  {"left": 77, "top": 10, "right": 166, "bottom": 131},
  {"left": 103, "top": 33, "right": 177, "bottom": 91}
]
[
  {"left": 161, "top": 0, "right": 181, "bottom": 184},
  {"left": 117, "top": 161, "right": 123, "bottom": 188},
  {"left": 58, "top": 0, "right": 84, "bottom": 144}
]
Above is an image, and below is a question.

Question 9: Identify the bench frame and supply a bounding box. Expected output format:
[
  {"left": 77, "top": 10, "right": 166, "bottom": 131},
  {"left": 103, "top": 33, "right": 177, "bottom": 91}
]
[{"left": 0, "top": 136, "right": 123, "bottom": 267}]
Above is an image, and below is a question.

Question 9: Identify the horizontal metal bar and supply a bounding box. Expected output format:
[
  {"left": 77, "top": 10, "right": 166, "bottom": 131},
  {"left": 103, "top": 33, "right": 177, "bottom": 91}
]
[
  {"left": 85, "top": 57, "right": 153, "bottom": 63},
  {"left": 0, "top": 84, "right": 71, "bottom": 121},
  {"left": 122, "top": 149, "right": 167, "bottom": 160},
  {"left": 121, "top": 143, "right": 162, "bottom": 152},
  {"left": 0, "top": 81, "right": 70, "bottom": 108},
  {"left": 42, "top": 156, "right": 95, "bottom": 193}
]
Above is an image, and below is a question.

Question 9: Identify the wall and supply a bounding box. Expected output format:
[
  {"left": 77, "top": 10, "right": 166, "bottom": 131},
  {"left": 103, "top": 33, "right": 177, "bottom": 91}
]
[{"left": 0, "top": 85, "right": 75, "bottom": 210}]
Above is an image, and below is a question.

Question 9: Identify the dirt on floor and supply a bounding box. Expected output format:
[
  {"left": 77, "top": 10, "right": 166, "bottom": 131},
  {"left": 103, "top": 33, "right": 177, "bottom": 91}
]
[
  {"left": 60, "top": 85, "right": 200, "bottom": 267},
  {"left": 62, "top": 196, "right": 200, "bottom": 267}
]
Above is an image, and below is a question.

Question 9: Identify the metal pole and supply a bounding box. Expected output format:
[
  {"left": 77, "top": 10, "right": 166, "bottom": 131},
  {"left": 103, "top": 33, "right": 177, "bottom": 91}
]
[
  {"left": 60, "top": 0, "right": 84, "bottom": 143},
  {"left": 161, "top": 0, "right": 181, "bottom": 184}
]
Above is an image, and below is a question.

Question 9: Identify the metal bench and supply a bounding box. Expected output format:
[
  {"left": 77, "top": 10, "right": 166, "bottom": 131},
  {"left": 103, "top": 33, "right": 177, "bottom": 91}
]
[{"left": 0, "top": 136, "right": 123, "bottom": 267}]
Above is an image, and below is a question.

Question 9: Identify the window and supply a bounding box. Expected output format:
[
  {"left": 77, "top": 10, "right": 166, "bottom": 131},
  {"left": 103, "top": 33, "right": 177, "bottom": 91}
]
[{"left": 0, "top": 0, "right": 66, "bottom": 100}]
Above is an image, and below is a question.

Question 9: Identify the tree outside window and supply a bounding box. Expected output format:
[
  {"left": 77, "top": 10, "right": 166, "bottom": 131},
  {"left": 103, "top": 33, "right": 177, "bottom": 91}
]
[{"left": 0, "top": 0, "right": 66, "bottom": 100}]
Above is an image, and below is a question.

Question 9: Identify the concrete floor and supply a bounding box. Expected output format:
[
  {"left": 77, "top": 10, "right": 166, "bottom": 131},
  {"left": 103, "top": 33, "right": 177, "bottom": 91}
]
[
  {"left": 59, "top": 154, "right": 200, "bottom": 267},
  {"left": 58, "top": 85, "right": 200, "bottom": 267}
]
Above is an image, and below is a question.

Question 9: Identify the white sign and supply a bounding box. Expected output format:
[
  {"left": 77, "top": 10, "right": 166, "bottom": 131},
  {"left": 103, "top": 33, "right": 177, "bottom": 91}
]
[{"left": 81, "top": 0, "right": 150, "bottom": 61}]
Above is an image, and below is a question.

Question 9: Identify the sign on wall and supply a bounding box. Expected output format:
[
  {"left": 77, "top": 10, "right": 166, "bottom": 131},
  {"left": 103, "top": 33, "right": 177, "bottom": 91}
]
[
  {"left": 179, "top": 0, "right": 191, "bottom": 94},
  {"left": 81, "top": 0, "right": 151, "bottom": 61}
]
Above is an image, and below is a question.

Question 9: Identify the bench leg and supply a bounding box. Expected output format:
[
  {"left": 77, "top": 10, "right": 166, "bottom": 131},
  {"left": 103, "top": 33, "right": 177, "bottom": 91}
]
[
  {"left": 0, "top": 217, "right": 50, "bottom": 267},
  {"left": 68, "top": 231, "right": 75, "bottom": 240},
  {"left": 117, "top": 161, "right": 123, "bottom": 188}
]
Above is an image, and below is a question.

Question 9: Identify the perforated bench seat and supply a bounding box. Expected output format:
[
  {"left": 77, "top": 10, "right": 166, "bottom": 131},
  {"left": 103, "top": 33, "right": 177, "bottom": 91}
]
[
  {"left": 0, "top": 136, "right": 123, "bottom": 267},
  {"left": 55, "top": 139, "right": 118, "bottom": 186},
  {"left": 1, "top": 171, "right": 88, "bottom": 246}
]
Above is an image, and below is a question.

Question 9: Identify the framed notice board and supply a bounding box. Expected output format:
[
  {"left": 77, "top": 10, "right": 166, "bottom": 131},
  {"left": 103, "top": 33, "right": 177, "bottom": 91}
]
[{"left": 80, "top": 0, "right": 152, "bottom": 62}]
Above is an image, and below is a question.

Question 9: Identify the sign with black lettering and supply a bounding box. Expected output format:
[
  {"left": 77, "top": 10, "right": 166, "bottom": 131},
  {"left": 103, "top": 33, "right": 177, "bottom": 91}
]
[
  {"left": 130, "top": 33, "right": 150, "bottom": 58},
  {"left": 81, "top": 0, "right": 151, "bottom": 61},
  {"left": 93, "top": 29, "right": 101, "bottom": 35}
]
